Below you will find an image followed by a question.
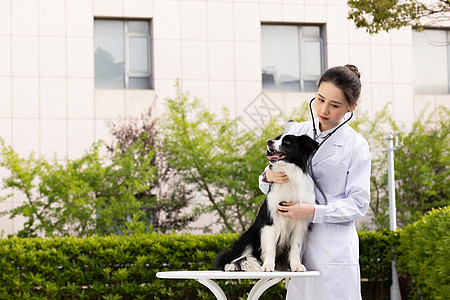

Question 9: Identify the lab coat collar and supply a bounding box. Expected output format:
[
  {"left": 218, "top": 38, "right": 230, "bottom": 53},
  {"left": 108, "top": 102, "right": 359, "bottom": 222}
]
[{"left": 311, "top": 119, "right": 347, "bottom": 166}]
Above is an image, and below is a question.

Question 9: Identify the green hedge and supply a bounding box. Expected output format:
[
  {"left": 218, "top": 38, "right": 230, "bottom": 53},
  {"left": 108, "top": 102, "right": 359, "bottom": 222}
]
[
  {"left": 359, "top": 230, "right": 398, "bottom": 299},
  {"left": 0, "top": 232, "right": 392, "bottom": 300},
  {"left": 397, "top": 206, "right": 450, "bottom": 300},
  {"left": 0, "top": 233, "right": 285, "bottom": 299},
  {"left": 0, "top": 208, "right": 447, "bottom": 299}
]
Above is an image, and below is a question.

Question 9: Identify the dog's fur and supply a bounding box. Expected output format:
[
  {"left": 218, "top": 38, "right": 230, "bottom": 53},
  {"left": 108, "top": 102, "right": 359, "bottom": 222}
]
[{"left": 214, "top": 134, "right": 318, "bottom": 272}]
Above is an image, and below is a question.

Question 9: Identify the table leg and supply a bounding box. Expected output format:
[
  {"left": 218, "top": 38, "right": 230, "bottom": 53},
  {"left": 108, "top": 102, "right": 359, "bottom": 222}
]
[
  {"left": 247, "top": 277, "right": 284, "bottom": 300},
  {"left": 197, "top": 278, "right": 227, "bottom": 300}
]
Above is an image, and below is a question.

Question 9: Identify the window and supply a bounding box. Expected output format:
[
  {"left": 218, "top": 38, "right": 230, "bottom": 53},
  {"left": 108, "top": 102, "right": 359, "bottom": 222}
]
[
  {"left": 94, "top": 20, "right": 152, "bottom": 89},
  {"left": 261, "top": 24, "right": 324, "bottom": 92},
  {"left": 413, "top": 29, "right": 449, "bottom": 94}
]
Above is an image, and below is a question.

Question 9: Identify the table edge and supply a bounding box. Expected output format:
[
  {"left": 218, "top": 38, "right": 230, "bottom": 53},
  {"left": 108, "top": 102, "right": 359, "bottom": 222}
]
[{"left": 156, "top": 270, "right": 320, "bottom": 280}]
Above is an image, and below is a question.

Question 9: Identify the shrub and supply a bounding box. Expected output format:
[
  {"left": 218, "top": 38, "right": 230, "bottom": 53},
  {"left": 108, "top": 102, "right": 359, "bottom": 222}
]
[
  {"left": 0, "top": 233, "right": 285, "bottom": 299},
  {"left": 0, "top": 230, "right": 393, "bottom": 299},
  {"left": 160, "top": 82, "right": 303, "bottom": 233},
  {"left": 0, "top": 138, "right": 157, "bottom": 237},
  {"left": 397, "top": 206, "right": 450, "bottom": 299},
  {"left": 393, "top": 108, "right": 449, "bottom": 227},
  {"left": 106, "top": 106, "right": 197, "bottom": 233},
  {"left": 0, "top": 211, "right": 446, "bottom": 299},
  {"left": 359, "top": 230, "right": 398, "bottom": 299},
  {"left": 351, "top": 105, "right": 449, "bottom": 230}
]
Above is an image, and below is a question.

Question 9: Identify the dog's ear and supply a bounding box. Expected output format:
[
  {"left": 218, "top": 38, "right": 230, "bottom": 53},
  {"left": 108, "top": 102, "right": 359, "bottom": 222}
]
[
  {"left": 311, "top": 138, "right": 319, "bottom": 150},
  {"left": 297, "top": 135, "right": 319, "bottom": 153}
]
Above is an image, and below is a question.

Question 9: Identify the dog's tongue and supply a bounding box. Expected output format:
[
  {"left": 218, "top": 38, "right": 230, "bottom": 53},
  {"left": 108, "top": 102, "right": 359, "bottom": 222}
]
[{"left": 267, "top": 152, "right": 283, "bottom": 161}]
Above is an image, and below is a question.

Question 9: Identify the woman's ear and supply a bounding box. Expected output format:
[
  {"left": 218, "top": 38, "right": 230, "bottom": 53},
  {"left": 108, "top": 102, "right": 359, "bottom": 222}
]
[{"left": 348, "top": 102, "right": 358, "bottom": 112}]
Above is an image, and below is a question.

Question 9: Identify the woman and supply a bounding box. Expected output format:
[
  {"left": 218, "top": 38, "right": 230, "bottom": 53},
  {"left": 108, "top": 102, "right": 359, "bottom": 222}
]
[{"left": 259, "top": 65, "right": 371, "bottom": 299}]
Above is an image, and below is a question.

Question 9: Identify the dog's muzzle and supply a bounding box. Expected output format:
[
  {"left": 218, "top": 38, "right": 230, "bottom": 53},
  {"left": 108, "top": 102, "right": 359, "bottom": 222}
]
[{"left": 267, "top": 151, "right": 286, "bottom": 162}]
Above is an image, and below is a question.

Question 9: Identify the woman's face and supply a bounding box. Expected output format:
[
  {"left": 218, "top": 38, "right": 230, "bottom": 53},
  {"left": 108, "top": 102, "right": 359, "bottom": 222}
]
[{"left": 314, "top": 81, "right": 356, "bottom": 131}]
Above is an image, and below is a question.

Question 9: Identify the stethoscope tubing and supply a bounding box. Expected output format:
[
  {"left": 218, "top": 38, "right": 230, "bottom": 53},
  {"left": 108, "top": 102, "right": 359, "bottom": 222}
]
[{"left": 308, "top": 97, "right": 353, "bottom": 205}]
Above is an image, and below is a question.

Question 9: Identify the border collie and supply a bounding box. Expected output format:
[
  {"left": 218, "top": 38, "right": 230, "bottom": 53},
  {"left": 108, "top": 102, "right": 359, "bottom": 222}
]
[{"left": 214, "top": 134, "right": 318, "bottom": 272}]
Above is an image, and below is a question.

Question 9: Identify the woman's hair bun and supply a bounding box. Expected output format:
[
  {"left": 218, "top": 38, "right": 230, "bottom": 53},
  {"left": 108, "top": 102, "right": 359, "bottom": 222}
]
[
  {"left": 345, "top": 64, "right": 360, "bottom": 79},
  {"left": 345, "top": 64, "right": 361, "bottom": 78}
]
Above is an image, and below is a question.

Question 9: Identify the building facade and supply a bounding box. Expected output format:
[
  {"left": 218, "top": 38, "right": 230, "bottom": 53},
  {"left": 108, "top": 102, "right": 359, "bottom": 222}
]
[{"left": 0, "top": 0, "right": 449, "bottom": 235}]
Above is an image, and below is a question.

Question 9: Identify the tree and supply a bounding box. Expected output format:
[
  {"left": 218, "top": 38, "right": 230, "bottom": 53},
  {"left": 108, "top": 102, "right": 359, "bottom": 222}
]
[
  {"left": 350, "top": 105, "right": 398, "bottom": 229},
  {"left": 393, "top": 107, "right": 449, "bottom": 226},
  {"left": 106, "top": 106, "right": 197, "bottom": 233},
  {"left": 94, "top": 136, "right": 157, "bottom": 235},
  {"left": 347, "top": 0, "right": 450, "bottom": 34},
  {"left": 353, "top": 105, "right": 449, "bottom": 230},
  {"left": 0, "top": 138, "right": 156, "bottom": 237},
  {"left": 160, "top": 82, "right": 309, "bottom": 233}
]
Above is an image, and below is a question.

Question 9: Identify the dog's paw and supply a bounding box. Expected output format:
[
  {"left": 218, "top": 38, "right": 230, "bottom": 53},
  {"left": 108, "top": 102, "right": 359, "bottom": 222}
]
[
  {"left": 224, "top": 263, "right": 238, "bottom": 272},
  {"left": 241, "top": 260, "right": 263, "bottom": 272},
  {"left": 290, "top": 262, "right": 307, "bottom": 272},
  {"left": 262, "top": 262, "right": 275, "bottom": 272}
]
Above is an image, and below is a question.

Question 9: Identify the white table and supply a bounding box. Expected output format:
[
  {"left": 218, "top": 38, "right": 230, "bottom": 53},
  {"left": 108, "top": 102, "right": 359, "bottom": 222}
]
[{"left": 156, "top": 270, "right": 320, "bottom": 300}]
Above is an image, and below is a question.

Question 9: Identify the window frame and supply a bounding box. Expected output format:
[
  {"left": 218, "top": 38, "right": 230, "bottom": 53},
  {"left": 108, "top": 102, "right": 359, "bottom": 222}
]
[
  {"left": 299, "top": 26, "right": 324, "bottom": 92},
  {"left": 448, "top": 30, "right": 450, "bottom": 94},
  {"left": 94, "top": 18, "right": 153, "bottom": 90},
  {"left": 412, "top": 27, "right": 450, "bottom": 94},
  {"left": 261, "top": 23, "right": 325, "bottom": 92}
]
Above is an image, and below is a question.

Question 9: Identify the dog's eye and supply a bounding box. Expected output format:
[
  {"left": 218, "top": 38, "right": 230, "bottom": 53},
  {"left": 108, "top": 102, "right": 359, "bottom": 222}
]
[{"left": 284, "top": 140, "right": 291, "bottom": 145}]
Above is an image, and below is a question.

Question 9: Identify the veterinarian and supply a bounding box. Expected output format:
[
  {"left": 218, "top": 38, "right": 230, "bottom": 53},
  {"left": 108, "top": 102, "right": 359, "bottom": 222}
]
[{"left": 259, "top": 64, "right": 371, "bottom": 300}]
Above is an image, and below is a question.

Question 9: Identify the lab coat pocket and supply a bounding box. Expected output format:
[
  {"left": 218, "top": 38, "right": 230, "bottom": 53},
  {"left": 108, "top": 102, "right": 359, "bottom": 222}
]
[
  {"left": 321, "top": 162, "right": 347, "bottom": 195},
  {"left": 313, "top": 223, "right": 359, "bottom": 265}
]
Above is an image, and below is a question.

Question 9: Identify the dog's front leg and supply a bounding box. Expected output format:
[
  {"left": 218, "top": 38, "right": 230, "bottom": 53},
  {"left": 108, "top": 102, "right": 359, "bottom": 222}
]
[
  {"left": 289, "top": 225, "right": 307, "bottom": 272},
  {"left": 260, "top": 226, "right": 277, "bottom": 272}
]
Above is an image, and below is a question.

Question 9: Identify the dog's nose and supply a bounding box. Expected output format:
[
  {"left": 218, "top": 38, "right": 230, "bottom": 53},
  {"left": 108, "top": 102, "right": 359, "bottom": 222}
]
[{"left": 267, "top": 140, "right": 274, "bottom": 146}]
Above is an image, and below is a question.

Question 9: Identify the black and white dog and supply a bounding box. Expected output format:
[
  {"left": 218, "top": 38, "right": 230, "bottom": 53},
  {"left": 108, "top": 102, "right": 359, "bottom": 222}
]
[{"left": 214, "top": 134, "right": 318, "bottom": 272}]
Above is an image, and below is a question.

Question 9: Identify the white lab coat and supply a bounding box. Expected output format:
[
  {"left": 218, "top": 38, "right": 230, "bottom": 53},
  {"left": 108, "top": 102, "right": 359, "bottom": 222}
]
[{"left": 259, "top": 120, "right": 371, "bottom": 300}]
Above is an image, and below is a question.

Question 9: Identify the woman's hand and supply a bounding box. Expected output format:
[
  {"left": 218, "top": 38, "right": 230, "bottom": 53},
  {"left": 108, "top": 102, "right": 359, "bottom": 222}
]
[
  {"left": 266, "top": 169, "right": 289, "bottom": 183},
  {"left": 277, "top": 202, "right": 315, "bottom": 220}
]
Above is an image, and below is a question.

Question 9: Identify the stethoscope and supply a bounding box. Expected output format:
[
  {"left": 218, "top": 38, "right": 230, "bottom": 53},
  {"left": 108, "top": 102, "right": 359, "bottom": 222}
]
[{"left": 307, "top": 97, "right": 354, "bottom": 205}]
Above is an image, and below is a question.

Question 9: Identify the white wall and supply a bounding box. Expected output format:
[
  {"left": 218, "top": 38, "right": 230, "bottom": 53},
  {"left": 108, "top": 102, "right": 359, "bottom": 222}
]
[{"left": 0, "top": 0, "right": 448, "bottom": 235}]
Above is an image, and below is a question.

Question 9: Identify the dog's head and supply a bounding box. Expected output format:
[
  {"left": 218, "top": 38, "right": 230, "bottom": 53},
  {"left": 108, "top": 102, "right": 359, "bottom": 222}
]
[{"left": 267, "top": 134, "right": 318, "bottom": 171}]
